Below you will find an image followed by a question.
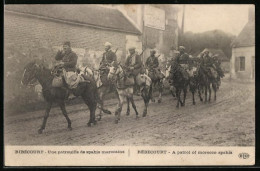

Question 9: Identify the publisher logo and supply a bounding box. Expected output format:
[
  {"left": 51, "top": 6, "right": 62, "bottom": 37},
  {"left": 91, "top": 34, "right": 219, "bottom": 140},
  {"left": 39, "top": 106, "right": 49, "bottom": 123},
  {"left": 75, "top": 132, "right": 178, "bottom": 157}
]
[{"left": 238, "top": 153, "right": 250, "bottom": 159}]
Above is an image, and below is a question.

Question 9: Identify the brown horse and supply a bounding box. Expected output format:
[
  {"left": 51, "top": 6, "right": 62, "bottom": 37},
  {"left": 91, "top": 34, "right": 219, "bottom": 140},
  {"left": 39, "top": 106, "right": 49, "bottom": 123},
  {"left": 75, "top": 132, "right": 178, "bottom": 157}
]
[
  {"left": 166, "top": 61, "right": 189, "bottom": 108},
  {"left": 80, "top": 66, "right": 113, "bottom": 121},
  {"left": 21, "top": 61, "right": 103, "bottom": 134},
  {"left": 196, "top": 64, "right": 218, "bottom": 103}
]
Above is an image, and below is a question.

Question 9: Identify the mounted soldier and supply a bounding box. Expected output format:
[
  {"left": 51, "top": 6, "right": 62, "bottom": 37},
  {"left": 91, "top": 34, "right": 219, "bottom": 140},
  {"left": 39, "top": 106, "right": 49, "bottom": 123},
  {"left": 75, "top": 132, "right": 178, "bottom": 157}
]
[
  {"left": 125, "top": 46, "right": 143, "bottom": 93},
  {"left": 145, "top": 49, "right": 164, "bottom": 80},
  {"left": 212, "top": 54, "right": 225, "bottom": 88},
  {"left": 200, "top": 50, "right": 218, "bottom": 81},
  {"left": 174, "top": 46, "right": 190, "bottom": 80},
  {"left": 145, "top": 49, "right": 165, "bottom": 102},
  {"left": 99, "top": 42, "right": 117, "bottom": 86},
  {"left": 54, "top": 41, "right": 87, "bottom": 88}
]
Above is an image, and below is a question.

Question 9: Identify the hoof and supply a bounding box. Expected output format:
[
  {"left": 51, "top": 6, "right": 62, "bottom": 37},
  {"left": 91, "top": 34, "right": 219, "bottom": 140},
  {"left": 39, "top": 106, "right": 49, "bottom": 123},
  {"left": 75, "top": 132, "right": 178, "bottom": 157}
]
[
  {"left": 103, "top": 109, "right": 112, "bottom": 115},
  {"left": 126, "top": 112, "right": 130, "bottom": 116},
  {"left": 193, "top": 102, "right": 196, "bottom": 105},
  {"left": 38, "top": 129, "right": 43, "bottom": 134},
  {"left": 115, "top": 120, "right": 119, "bottom": 124},
  {"left": 98, "top": 116, "right": 102, "bottom": 121},
  {"left": 87, "top": 123, "right": 91, "bottom": 127},
  {"left": 151, "top": 98, "right": 155, "bottom": 103},
  {"left": 136, "top": 115, "right": 139, "bottom": 120},
  {"left": 142, "top": 112, "right": 147, "bottom": 117},
  {"left": 68, "top": 127, "right": 73, "bottom": 131},
  {"left": 158, "top": 99, "right": 162, "bottom": 103},
  {"left": 93, "top": 121, "right": 97, "bottom": 125},
  {"left": 176, "top": 105, "right": 179, "bottom": 108}
]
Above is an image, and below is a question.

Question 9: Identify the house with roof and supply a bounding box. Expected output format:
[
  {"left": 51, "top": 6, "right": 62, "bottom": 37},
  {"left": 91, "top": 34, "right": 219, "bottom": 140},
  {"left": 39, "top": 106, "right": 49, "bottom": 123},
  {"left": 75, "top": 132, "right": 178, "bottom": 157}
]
[
  {"left": 194, "top": 48, "right": 230, "bottom": 72},
  {"left": 230, "top": 6, "right": 255, "bottom": 80},
  {"left": 4, "top": 5, "right": 142, "bottom": 69}
]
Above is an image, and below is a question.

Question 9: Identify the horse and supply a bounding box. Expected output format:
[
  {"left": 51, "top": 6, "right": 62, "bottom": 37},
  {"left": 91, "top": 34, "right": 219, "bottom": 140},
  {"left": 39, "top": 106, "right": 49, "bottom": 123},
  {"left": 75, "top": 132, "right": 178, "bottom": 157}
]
[
  {"left": 80, "top": 66, "right": 113, "bottom": 121},
  {"left": 196, "top": 64, "right": 217, "bottom": 103},
  {"left": 166, "top": 61, "right": 189, "bottom": 108},
  {"left": 145, "top": 68, "right": 164, "bottom": 103},
  {"left": 21, "top": 61, "right": 105, "bottom": 134},
  {"left": 107, "top": 62, "right": 152, "bottom": 124}
]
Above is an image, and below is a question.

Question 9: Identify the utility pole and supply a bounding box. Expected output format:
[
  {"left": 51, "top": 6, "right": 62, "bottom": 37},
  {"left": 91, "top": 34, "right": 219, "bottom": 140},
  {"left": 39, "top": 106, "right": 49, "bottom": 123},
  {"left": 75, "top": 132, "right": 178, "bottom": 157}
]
[
  {"left": 181, "top": 5, "right": 185, "bottom": 35},
  {"left": 180, "top": 5, "right": 185, "bottom": 46}
]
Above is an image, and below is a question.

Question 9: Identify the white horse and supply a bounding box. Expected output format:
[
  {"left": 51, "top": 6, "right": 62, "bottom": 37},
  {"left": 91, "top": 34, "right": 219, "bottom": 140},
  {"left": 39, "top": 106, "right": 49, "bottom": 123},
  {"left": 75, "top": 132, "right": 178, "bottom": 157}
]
[{"left": 108, "top": 62, "right": 152, "bottom": 124}]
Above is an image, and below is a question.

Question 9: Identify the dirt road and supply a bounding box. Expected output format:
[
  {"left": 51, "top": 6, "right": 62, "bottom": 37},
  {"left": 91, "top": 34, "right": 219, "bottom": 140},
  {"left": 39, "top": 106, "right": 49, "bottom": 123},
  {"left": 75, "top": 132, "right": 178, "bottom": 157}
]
[{"left": 4, "top": 80, "right": 255, "bottom": 146}]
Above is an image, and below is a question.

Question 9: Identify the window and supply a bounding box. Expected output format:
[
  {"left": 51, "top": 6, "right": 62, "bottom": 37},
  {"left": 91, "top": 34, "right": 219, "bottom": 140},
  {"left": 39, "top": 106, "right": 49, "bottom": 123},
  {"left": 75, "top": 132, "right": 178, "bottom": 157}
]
[{"left": 239, "top": 56, "right": 245, "bottom": 71}]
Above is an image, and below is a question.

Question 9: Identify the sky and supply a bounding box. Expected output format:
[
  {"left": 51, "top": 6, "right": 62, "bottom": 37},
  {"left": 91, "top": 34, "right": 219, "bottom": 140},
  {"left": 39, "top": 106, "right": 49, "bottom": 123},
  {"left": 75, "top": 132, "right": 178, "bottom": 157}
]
[{"left": 177, "top": 5, "right": 253, "bottom": 36}]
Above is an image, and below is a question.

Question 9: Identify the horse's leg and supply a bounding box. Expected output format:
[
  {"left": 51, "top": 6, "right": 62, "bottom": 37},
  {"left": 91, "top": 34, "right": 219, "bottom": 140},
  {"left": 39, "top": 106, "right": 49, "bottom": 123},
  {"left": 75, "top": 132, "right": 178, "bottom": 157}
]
[
  {"left": 97, "top": 90, "right": 104, "bottom": 121},
  {"left": 192, "top": 90, "right": 196, "bottom": 105},
  {"left": 213, "top": 83, "right": 217, "bottom": 101},
  {"left": 158, "top": 80, "right": 163, "bottom": 103},
  {"left": 59, "top": 102, "right": 72, "bottom": 130},
  {"left": 115, "top": 93, "right": 123, "bottom": 124},
  {"left": 151, "top": 83, "right": 155, "bottom": 102},
  {"left": 126, "top": 96, "right": 130, "bottom": 116},
  {"left": 142, "top": 85, "right": 150, "bottom": 117},
  {"left": 38, "top": 102, "right": 52, "bottom": 134},
  {"left": 208, "top": 84, "right": 211, "bottom": 102},
  {"left": 204, "top": 85, "right": 208, "bottom": 103},
  {"left": 129, "top": 95, "right": 139, "bottom": 119},
  {"left": 198, "top": 86, "right": 203, "bottom": 102},
  {"left": 182, "top": 87, "right": 187, "bottom": 106},
  {"left": 176, "top": 89, "right": 180, "bottom": 108},
  {"left": 82, "top": 95, "right": 97, "bottom": 127}
]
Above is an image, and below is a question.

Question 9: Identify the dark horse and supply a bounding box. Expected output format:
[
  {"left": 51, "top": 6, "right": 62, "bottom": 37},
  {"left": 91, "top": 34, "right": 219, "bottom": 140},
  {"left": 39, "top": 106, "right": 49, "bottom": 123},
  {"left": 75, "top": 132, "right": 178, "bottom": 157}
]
[
  {"left": 167, "top": 61, "right": 189, "bottom": 108},
  {"left": 196, "top": 64, "right": 218, "bottom": 103},
  {"left": 81, "top": 66, "right": 113, "bottom": 121},
  {"left": 21, "top": 61, "right": 104, "bottom": 134}
]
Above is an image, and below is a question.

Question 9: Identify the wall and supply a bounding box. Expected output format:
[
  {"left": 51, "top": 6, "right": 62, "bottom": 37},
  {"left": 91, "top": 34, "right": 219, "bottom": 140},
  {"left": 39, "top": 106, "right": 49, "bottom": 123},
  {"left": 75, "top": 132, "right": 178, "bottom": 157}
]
[
  {"left": 230, "top": 46, "right": 255, "bottom": 79},
  {"left": 221, "top": 61, "right": 230, "bottom": 73},
  {"left": 4, "top": 12, "right": 138, "bottom": 114}
]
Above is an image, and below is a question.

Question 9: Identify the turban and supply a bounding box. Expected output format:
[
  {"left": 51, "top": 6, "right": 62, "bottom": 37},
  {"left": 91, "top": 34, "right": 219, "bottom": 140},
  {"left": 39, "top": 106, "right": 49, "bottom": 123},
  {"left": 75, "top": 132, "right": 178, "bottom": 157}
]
[{"left": 104, "top": 42, "right": 112, "bottom": 47}]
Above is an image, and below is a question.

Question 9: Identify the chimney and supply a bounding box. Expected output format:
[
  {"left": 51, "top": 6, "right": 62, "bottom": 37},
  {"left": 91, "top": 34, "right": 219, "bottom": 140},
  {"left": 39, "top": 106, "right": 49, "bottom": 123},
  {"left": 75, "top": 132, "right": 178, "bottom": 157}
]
[{"left": 248, "top": 5, "right": 255, "bottom": 22}]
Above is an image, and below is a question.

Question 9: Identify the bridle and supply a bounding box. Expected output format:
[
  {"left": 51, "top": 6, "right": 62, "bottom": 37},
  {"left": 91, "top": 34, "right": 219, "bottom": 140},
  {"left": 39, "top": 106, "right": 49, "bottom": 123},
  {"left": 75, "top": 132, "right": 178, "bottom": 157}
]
[{"left": 21, "top": 63, "right": 40, "bottom": 87}]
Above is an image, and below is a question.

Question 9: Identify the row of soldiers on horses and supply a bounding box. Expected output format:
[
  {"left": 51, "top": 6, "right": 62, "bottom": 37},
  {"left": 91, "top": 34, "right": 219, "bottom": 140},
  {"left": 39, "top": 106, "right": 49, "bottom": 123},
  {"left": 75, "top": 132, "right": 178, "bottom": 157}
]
[
  {"left": 169, "top": 46, "right": 224, "bottom": 89},
  {"left": 21, "top": 41, "right": 225, "bottom": 132},
  {"left": 165, "top": 46, "right": 225, "bottom": 107},
  {"left": 52, "top": 41, "right": 163, "bottom": 101}
]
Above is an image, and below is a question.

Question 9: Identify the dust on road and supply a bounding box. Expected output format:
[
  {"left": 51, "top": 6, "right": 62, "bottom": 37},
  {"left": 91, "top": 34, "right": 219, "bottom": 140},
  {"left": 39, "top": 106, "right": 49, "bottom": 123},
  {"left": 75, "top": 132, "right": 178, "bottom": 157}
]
[{"left": 4, "top": 80, "right": 255, "bottom": 146}]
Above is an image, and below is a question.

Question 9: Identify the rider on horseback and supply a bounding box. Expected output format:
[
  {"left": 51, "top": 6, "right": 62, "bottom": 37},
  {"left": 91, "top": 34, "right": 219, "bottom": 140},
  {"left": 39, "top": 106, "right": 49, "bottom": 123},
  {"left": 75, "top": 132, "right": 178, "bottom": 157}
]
[
  {"left": 125, "top": 46, "right": 143, "bottom": 94},
  {"left": 145, "top": 49, "right": 164, "bottom": 81},
  {"left": 200, "top": 50, "right": 219, "bottom": 81},
  {"left": 175, "top": 46, "right": 190, "bottom": 80},
  {"left": 54, "top": 41, "right": 88, "bottom": 96},
  {"left": 99, "top": 42, "right": 117, "bottom": 87}
]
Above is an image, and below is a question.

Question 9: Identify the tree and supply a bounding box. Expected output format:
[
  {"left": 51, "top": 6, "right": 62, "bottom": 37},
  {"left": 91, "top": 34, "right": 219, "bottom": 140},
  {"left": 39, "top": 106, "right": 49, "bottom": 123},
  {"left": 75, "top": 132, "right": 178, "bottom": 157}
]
[{"left": 179, "top": 29, "right": 235, "bottom": 59}]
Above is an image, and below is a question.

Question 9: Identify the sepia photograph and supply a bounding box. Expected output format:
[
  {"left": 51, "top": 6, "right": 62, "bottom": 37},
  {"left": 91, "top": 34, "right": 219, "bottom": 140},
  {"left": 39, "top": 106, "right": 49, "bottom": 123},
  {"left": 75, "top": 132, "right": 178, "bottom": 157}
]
[{"left": 4, "top": 4, "right": 255, "bottom": 166}]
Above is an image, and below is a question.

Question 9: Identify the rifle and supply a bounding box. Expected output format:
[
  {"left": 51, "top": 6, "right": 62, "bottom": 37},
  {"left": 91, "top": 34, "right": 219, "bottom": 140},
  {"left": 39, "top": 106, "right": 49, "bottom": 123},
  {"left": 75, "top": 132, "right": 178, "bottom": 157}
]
[
  {"left": 114, "top": 48, "right": 118, "bottom": 54},
  {"left": 139, "top": 48, "right": 146, "bottom": 56}
]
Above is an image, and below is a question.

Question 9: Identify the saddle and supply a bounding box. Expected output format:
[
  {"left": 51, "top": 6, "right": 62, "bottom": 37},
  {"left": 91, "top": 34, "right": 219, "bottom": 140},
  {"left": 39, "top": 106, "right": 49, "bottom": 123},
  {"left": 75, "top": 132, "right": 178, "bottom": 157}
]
[
  {"left": 148, "top": 68, "right": 165, "bottom": 81},
  {"left": 51, "top": 65, "right": 88, "bottom": 89}
]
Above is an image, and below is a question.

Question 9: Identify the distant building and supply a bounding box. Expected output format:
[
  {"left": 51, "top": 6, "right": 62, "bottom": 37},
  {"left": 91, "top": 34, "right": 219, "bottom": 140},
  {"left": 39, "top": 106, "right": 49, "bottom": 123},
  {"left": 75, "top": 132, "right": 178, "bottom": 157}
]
[
  {"left": 116, "top": 5, "right": 179, "bottom": 63},
  {"left": 230, "top": 6, "right": 255, "bottom": 80},
  {"left": 194, "top": 48, "right": 230, "bottom": 73}
]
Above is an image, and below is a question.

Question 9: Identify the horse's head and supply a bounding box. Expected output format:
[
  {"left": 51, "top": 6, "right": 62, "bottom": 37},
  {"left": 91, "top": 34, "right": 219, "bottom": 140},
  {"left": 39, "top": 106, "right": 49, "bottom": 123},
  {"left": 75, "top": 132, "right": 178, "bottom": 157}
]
[
  {"left": 108, "top": 61, "right": 121, "bottom": 81},
  {"left": 21, "top": 61, "right": 41, "bottom": 86}
]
